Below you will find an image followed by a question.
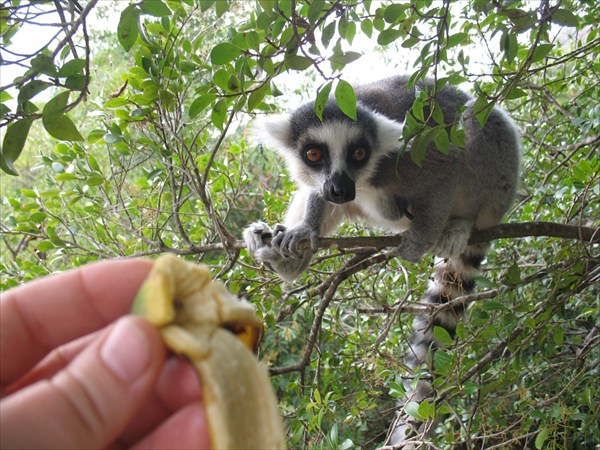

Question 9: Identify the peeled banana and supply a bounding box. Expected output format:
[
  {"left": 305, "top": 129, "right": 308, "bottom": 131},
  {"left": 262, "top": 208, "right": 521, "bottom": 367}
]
[{"left": 132, "top": 254, "right": 286, "bottom": 449}]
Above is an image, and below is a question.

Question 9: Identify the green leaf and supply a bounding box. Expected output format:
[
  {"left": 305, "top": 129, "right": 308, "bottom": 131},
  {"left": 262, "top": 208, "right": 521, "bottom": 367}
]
[
  {"left": 213, "top": 68, "right": 230, "bottom": 91},
  {"left": 36, "top": 240, "right": 56, "bottom": 252},
  {"left": 535, "top": 428, "right": 550, "bottom": 449},
  {"left": 377, "top": 28, "right": 402, "bottom": 45},
  {"left": 329, "top": 51, "right": 362, "bottom": 66},
  {"left": 463, "top": 381, "right": 480, "bottom": 395},
  {"left": 307, "top": 0, "right": 325, "bottom": 23},
  {"left": 118, "top": 5, "right": 140, "bottom": 52},
  {"left": 434, "top": 350, "right": 454, "bottom": 376},
  {"left": 64, "top": 75, "right": 86, "bottom": 91},
  {"left": 503, "top": 262, "right": 522, "bottom": 285},
  {"left": 531, "top": 43, "right": 554, "bottom": 63},
  {"left": 315, "top": 81, "right": 333, "bottom": 120},
  {"left": 199, "top": 0, "right": 214, "bottom": 12},
  {"left": 44, "top": 91, "right": 70, "bottom": 114},
  {"left": 433, "top": 326, "right": 454, "bottom": 346},
  {"left": 210, "top": 42, "right": 242, "bottom": 65},
  {"left": 360, "top": 19, "right": 373, "bottom": 38},
  {"left": 86, "top": 174, "right": 104, "bottom": 186},
  {"left": 433, "top": 126, "right": 450, "bottom": 154},
  {"left": 104, "top": 97, "right": 129, "bottom": 108},
  {"left": 284, "top": 54, "right": 312, "bottom": 71},
  {"left": 215, "top": 0, "right": 229, "bottom": 17},
  {"left": 418, "top": 400, "right": 434, "bottom": 420},
  {"left": 211, "top": 99, "right": 227, "bottom": 130},
  {"left": 189, "top": 94, "right": 216, "bottom": 118},
  {"left": 55, "top": 172, "right": 78, "bottom": 181},
  {"left": 409, "top": 127, "right": 435, "bottom": 167},
  {"left": 321, "top": 21, "right": 336, "bottom": 48},
  {"left": 29, "top": 212, "right": 47, "bottom": 223},
  {"left": 334, "top": 80, "right": 357, "bottom": 121},
  {"left": 383, "top": 4, "right": 405, "bottom": 23},
  {"left": 43, "top": 114, "right": 84, "bottom": 142},
  {"left": 58, "top": 58, "right": 86, "bottom": 77},
  {"left": 447, "top": 32, "right": 468, "bottom": 48},
  {"left": 21, "top": 188, "right": 37, "bottom": 198},
  {"left": 450, "top": 123, "right": 465, "bottom": 147},
  {"left": 42, "top": 93, "right": 83, "bottom": 141},
  {"left": 248, "top": 85, "right": 267, "bottom": 112},
  {"left": 17, "top": 80, "right": 52, "bottom": 107},
  {"left": 404, "top": 401, "right": 423, "bottom": 420},
  {"left": 551, "top": 9, "right": 579, "bottom": 27},
  {"left": 1, "top": 118, "right": 34, "bottom": 175},
  {"left": 140, "top": 0, "right": 171, "bottom": 17},
  {"left": 501, "top": 30, "right": 519, "bottom": 63},
  {"left": 552, "top": 326, "right": 564, "bottom": 346},
  {"left": 31, "top": 54, "right": 57, "bottom": 76},
  {"left": 472, "top": 95, "right": 493, "bottom": 128}
]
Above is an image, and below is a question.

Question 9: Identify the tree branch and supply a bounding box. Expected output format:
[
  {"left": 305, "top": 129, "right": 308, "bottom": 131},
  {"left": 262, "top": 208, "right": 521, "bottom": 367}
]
[{"left": 306, "top": 221, "right": 598, "bottom": 252}]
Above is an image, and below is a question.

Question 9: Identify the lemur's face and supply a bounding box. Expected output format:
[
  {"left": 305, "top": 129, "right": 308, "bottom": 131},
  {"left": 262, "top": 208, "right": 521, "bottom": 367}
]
[
  {"left": 254, "top": 100, "right": 405, "bottom": 204},
  {"left": 292, "top": 121, "right": 373, "bottom": 204}
]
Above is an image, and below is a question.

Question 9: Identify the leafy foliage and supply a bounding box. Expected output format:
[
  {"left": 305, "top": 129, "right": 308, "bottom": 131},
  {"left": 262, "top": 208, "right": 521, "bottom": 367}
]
[{"left": 1, "top": 1, "right": 599, "bottom": 448}]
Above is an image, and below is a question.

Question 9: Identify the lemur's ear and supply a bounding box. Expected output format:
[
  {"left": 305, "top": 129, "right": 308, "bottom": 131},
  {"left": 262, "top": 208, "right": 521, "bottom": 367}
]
[
  {"left": 251, "top": 115, "right": 294, "bottom": 153},
  {"left": 371, "top": 111, "right": 406, "bottom": 153}
]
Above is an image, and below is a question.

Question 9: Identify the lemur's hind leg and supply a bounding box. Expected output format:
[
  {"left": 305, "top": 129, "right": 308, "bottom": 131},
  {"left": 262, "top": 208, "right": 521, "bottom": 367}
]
[{"left": 386, "top": 244, "right": 489, "bottom": 448}]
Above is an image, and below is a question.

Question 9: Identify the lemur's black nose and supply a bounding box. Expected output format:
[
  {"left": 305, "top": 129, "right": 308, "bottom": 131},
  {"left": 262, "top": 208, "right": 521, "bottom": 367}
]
[{"left": 324, "top": 171, "right": 355, "bottom": 204}]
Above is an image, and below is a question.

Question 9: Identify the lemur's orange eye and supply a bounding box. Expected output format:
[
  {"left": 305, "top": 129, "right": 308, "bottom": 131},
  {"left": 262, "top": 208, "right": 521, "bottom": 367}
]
[
  {"left": 305, "top": 147, "right": 322, "bottom": 162},
  {"left": 353, "top": 147, "right": 367, "bottom": 161}
]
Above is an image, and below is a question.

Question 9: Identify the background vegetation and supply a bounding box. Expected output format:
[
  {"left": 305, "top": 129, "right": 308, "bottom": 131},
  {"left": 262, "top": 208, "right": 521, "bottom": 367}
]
[{"left": 1, "top": 0, "right": 598, "bottom": 448}]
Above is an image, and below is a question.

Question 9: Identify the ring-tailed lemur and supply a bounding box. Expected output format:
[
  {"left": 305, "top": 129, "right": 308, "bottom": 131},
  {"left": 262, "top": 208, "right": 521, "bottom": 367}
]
[{"left": 243, "top": 75, "right": 521, "bottom": 447}]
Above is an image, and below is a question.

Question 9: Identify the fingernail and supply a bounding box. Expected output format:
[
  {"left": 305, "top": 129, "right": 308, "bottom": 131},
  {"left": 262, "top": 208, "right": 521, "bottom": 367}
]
[{"left": 101, "top": 318, "right": 150, "bottom": 383}]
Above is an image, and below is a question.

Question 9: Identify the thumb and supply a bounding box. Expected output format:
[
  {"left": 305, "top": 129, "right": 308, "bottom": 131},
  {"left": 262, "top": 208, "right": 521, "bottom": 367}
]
[{"left": 0, "top": 316, "right": 165, "bottom": 449}]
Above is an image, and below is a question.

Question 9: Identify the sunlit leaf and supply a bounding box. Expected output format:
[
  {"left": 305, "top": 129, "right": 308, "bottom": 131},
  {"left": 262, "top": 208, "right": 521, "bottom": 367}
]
[
  {"left": 42, "top": 92, "right": 83, "bottom": 141},
  {"left": 284, "top": 54, "right": 312, "bottom": 71},
  {"left": 31, "top": 54, "right": 57, "bottom": 76},
  {"left": 377, "top": 28, "right": 402, "bottom": 45},
  {"left": 433, "top": 326, "right": 454, "bottom": 346},
  {"left": 531, "top": 43, "right": 554, "bottom": 63},
  {"left": 17, "top": 80, "right": 52, "bottom": 107},
  {"left": 189, "top": 94, "right": 216, "bottom": 118},
  {"left": 307, "top": 0, "right": 325, "bottom": 23},
  {"left": 118, "top": 5, "right": 140, "bottom": 51},
  {"left": 329, "top": 51, "right": 362, "bottom": 66},
  {"left": 210, "top": 42, "right": 242, "bottom": 65},
  {"left": 0, "top": 118, "right": 34, "bottom": 175},
  {"left": 140, "top": 0, "right": 171, "bottom": 17},
  {"left": 42, "top": 114, "right": 84, "bottom": 142},
  {"left": 334, "top": 79, "right": 357, "bottom": 121},
  {"left": 58, "top": 58, "right": 86, "bottom": 77},
  {"left": 551, "top": 9, "right": 579, "bottom": 27},
  {"left": 248, "top": 85, "right": 267, "bottom": 112},
  {"left": 315, "top": 81, "right": 333, "bottom": 120}
]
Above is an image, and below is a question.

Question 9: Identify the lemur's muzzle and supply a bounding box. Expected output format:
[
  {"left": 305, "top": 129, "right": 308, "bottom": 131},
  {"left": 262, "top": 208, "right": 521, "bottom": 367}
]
[{"left": 324, "top": 171, "right": 355, "bottom": 204}]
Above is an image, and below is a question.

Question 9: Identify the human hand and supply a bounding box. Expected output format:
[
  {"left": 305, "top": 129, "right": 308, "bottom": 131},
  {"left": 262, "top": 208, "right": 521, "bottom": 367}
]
[{"left": 0, "top": 259, "right": 211, "bottom": 449}]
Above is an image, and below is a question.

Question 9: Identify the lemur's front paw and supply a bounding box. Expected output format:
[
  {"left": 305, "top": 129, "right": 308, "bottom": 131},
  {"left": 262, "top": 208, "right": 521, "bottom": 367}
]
[
  {"left": 243, "top": 222, "right": 315, "bottom": 283},
  {"left": 271, "top": 224, "right": 318, "bottom": 259},
  {"left": 244, "top": 221, "right": 274, "bottom": 255}
]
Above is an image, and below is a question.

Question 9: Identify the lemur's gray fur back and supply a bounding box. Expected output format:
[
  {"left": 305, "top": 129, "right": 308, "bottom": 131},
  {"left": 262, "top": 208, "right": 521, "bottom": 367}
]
[{"left": 244, "top": 75, "right": 521, "bottom": 448}]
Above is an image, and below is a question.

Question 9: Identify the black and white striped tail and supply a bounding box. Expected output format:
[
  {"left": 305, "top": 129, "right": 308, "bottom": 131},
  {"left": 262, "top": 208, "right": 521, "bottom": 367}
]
[{"left": 385, "top": 243, "right": 489, "bottom": 448}]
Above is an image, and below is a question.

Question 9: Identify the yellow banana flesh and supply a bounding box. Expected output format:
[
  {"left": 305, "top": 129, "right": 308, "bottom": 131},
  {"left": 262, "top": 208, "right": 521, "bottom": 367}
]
[{"left": 132, "top": 254, "right": 286, "bottom": 449}]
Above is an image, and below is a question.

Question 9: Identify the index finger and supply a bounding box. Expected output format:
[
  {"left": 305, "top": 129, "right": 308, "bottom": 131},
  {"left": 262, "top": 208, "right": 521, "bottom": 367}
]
[{"left": 0, "top": 258, "right": 154, "bottom": 390}]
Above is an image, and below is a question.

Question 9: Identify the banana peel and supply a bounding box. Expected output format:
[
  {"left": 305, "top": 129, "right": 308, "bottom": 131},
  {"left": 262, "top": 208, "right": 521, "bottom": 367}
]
[{"left": 132, "top": 254, "right": 286, "bottom": 449}]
